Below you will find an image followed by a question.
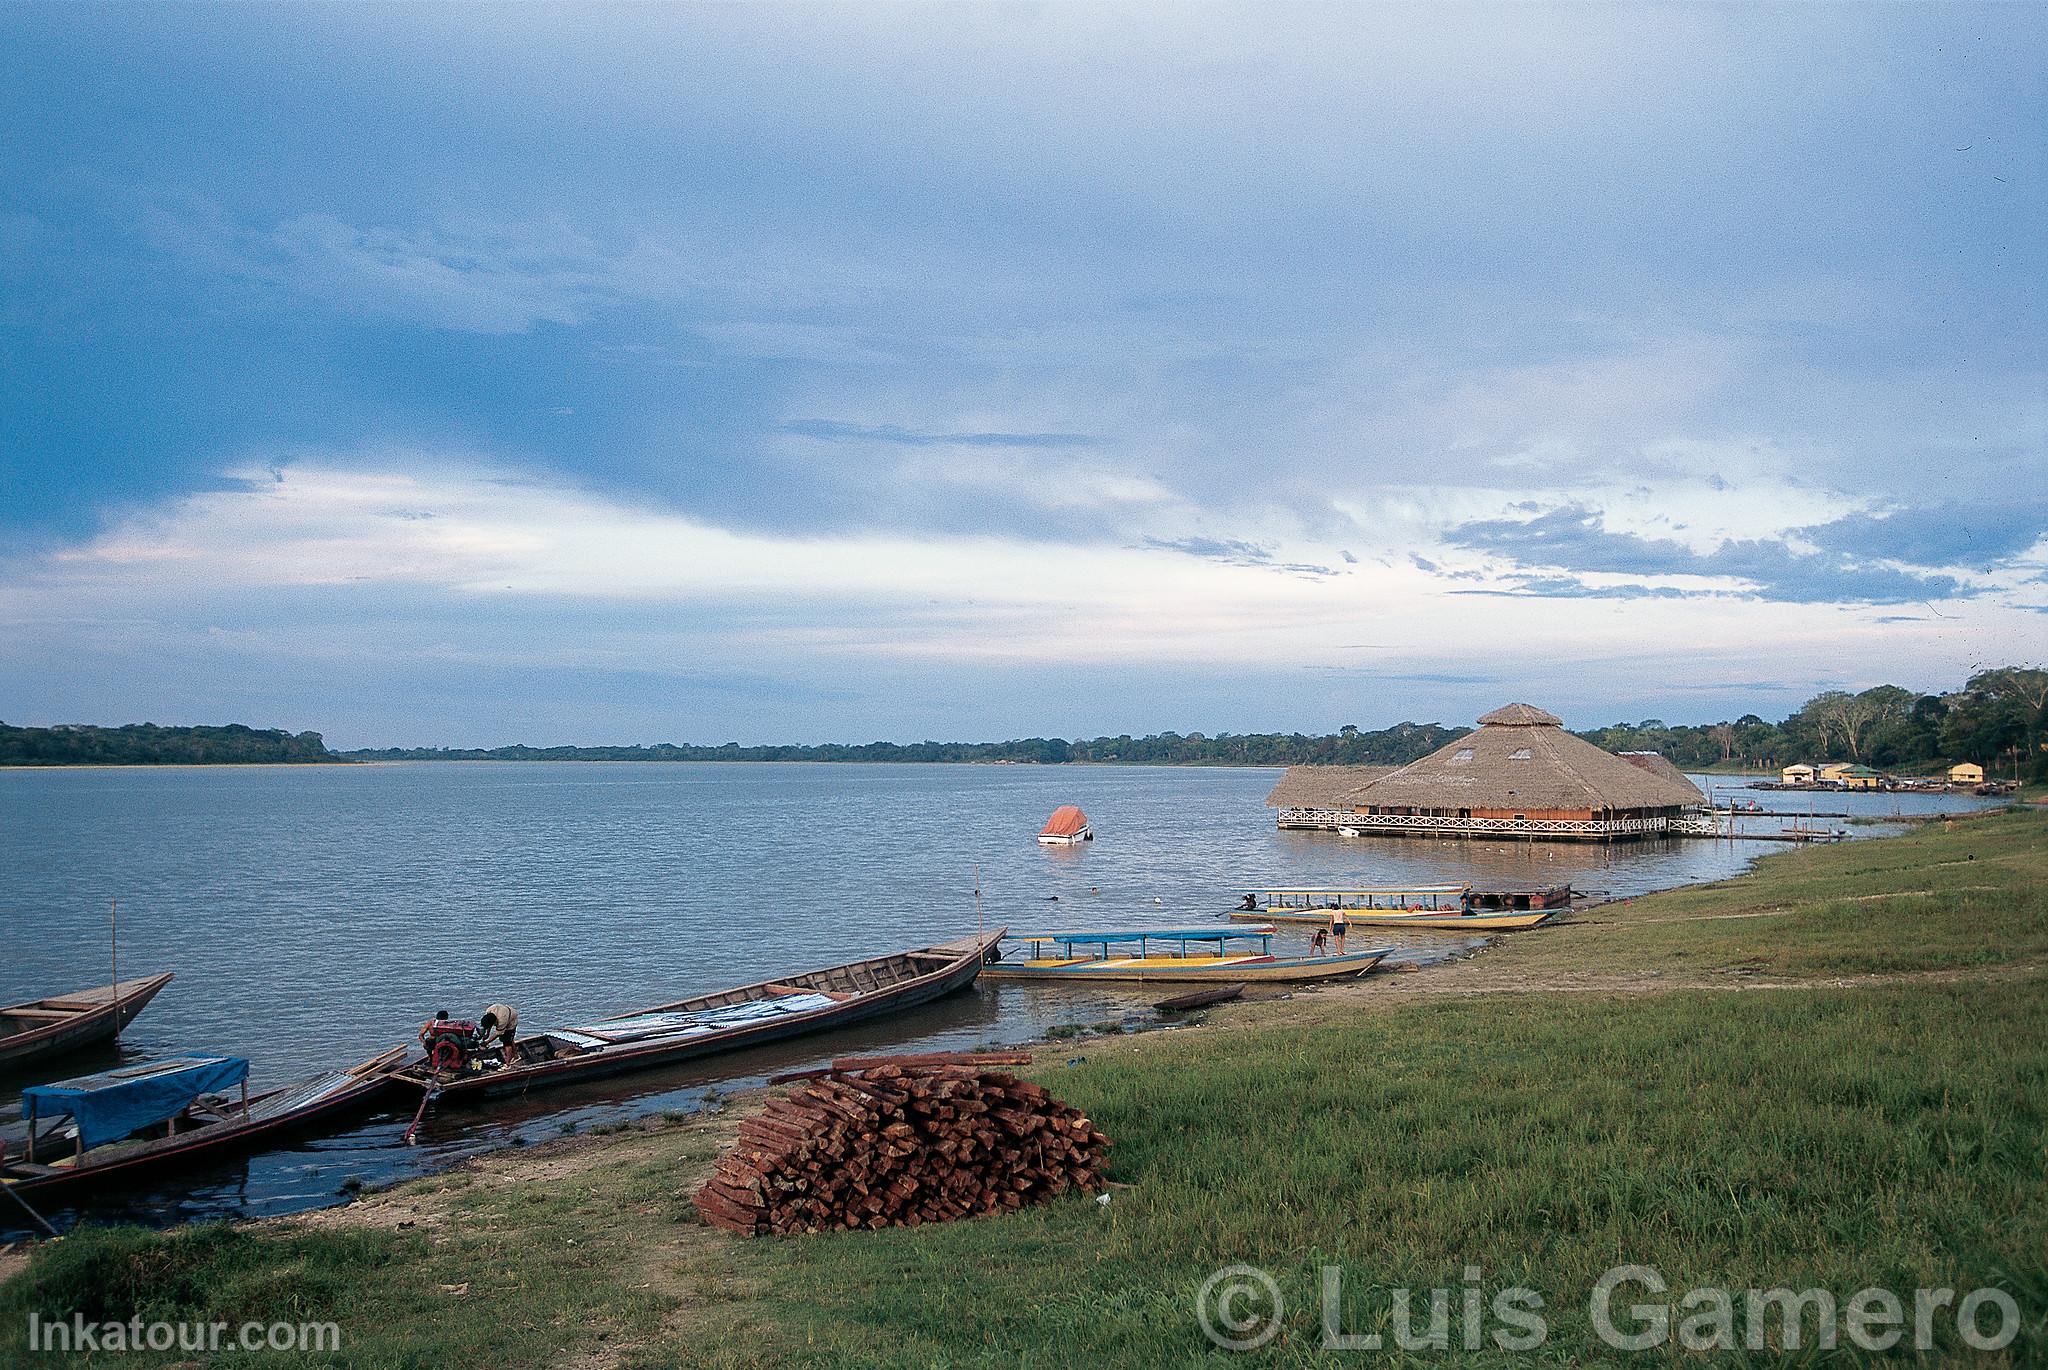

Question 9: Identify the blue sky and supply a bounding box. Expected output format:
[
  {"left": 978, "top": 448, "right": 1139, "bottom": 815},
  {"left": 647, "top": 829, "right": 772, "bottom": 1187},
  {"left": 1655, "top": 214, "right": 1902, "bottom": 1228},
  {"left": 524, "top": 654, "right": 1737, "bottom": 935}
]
[{"left": 2, "top": 3, "right": 2043, "bottom": 747}]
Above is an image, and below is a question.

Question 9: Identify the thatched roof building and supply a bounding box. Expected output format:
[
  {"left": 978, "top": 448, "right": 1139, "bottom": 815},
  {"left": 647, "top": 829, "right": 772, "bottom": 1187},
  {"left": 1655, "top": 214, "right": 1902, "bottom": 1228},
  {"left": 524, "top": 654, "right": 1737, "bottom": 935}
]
[
  {"left": 1615, "top": 751, "right": 1706, "bottom": 805},
  {"left": 1263, "top": 765, "right": 1396, "bottom": 808},
  {"left": 1275, "top": 703, "right": 1706, "bottom": 842}
]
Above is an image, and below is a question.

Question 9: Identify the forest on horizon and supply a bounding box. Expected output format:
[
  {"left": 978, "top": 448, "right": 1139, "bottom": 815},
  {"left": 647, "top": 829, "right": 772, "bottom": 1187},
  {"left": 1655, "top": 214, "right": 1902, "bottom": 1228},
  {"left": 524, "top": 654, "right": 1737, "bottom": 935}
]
[{"left": 4, "top": 667, "right": 2042, "bottom": 777}]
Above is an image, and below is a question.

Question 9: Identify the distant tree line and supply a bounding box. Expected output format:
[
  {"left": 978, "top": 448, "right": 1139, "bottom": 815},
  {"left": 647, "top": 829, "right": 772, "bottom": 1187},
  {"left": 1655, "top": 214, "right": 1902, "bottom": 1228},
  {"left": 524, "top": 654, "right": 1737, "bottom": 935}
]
[
  {"left": 0, "top": 721, "right": 336, "bottom": 766},
  {"left": 7, "top": 666, "right": 2041, "bottom": 776},
  {"left": 1575, "top": 667, "right": 2047, "bottom": 779},
  {"left": 340, "top": 722, "right": 1472, "bottom": 769}
]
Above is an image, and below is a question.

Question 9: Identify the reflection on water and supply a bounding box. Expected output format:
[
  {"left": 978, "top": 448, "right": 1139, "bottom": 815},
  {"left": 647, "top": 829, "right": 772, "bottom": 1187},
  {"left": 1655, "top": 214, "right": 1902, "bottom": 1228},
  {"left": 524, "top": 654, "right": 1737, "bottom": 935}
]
[{"left": 0, "top": 762, "right": 1999, "bottom": 1233}]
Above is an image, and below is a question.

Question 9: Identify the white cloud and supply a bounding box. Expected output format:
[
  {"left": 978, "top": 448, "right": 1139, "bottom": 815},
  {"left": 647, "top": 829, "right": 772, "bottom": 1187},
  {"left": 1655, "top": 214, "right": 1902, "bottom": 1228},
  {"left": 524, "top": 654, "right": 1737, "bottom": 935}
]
[{"left": 8, "top": 457, "right": 2038, "bottom": 691}]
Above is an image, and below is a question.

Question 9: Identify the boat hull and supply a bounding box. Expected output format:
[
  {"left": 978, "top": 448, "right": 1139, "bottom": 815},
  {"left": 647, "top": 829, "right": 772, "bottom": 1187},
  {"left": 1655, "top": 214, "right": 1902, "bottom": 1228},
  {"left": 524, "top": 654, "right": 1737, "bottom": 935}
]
[
  {"left": 1235, "top": 909, "right": 1558, "bottom": 931},
  {"left": 0, "top": 973, "right": 175, "bottom": 1073},
  {"left": 984, "top": 949, "right": 1388, "bottom": 984},
  {"left": 398, "top": 931, "right": 1004, "bottom": 1101}
]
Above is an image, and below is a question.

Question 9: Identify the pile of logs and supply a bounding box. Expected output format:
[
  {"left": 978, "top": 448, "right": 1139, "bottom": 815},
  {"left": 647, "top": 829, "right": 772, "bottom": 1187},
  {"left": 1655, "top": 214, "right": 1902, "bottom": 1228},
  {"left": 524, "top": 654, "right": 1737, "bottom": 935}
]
[{"left": 693, "top": 1052, "right": 1110, "bottom": 1235}]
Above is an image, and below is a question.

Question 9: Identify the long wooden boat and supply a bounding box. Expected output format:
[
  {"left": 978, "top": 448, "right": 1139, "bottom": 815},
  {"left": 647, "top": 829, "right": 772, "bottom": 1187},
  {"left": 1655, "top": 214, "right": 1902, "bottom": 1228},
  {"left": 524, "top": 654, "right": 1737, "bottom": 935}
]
[
  {"left": 1235, "top": 886, "right": 1565, "bottom": 930},
  {"left": 390, "top": 930, "right": 1005, "bottom": 1101},
  {"left": 0, "top": 973, "right": 174, "bottom": 1072},
  {"left": 982, "top": 927, "right": 1389, "bottom": 984},
  {"left": 1, "top": 1048, "right": 405, "bottom": 1201},
  {"left": 1243, "top": 908, "right": 1560, "bottom": 931}
]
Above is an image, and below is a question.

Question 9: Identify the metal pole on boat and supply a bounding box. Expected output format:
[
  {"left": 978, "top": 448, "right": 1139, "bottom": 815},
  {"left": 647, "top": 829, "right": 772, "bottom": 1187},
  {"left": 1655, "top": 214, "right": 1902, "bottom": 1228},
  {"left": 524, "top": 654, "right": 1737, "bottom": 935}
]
[
  {"left": 973, "top": 865, "right": 983, "bottom": 940},
  {"left": 2, "top": 1181, "right": 60, "bottom": 1239},
  {"left": 110, "top": 899, "right": 119, "bottom": 1039}
]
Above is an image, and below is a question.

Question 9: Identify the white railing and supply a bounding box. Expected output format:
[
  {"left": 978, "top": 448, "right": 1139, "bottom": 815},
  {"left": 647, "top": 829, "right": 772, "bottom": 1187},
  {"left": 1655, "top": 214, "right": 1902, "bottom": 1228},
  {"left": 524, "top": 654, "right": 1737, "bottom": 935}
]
[{"left": 1277, "top": 808, "right": 1681, "bottom": 838}]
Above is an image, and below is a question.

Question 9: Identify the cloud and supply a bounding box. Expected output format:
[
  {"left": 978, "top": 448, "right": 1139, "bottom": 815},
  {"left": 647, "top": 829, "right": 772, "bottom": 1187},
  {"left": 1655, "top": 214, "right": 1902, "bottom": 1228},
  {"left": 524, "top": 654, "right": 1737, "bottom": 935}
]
[
  {"left": 775, "top": 419, "right": 1099, "bottom": 449},
  {"left": 1444, "top": 503, "right": 1979, "bottom": 604},
  {"left": 262, "top": 215, "right": 609, "bottom": 334},
  {"left": 1139, "top": 536, "right": 1339, "bottom": 578},
  {"left": 1799, "top": 502, "right": 2048, "bottom": 570}
]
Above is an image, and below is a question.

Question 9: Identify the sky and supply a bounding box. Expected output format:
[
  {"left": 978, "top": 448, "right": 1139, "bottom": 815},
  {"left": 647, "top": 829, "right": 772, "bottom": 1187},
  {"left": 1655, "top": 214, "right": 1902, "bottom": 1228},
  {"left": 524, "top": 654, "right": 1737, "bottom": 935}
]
[{"left": 1, "top": 2, "right": 2043, "bottom": 748}]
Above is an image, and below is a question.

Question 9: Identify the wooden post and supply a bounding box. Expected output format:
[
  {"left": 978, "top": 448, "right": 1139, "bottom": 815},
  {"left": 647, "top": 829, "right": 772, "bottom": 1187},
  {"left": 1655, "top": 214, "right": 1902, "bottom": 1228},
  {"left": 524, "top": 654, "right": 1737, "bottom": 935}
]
[
  {"left": 23, "top": 1097, "right": 34, "bottom": 1164},
  {"left": 110, "top": 899, "right": 119, "bottom": 1040}
]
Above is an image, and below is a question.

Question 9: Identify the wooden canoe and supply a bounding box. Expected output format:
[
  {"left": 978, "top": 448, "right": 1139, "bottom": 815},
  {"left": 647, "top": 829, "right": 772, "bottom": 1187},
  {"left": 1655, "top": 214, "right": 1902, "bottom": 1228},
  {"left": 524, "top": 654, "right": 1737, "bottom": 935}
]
[
  {"left": 1153, "top": 984, "right": 1245, "bottom": 1012},
  {"left": 1233, "top": 908, "right": 1559, "bottom": 931},
  {"left": 1, "top": 1048, "right": 405, "bottom": 1201},
  {"left": 0, "top": 973, "right": 174, "bottom": 1072},
  {"left": 390, "top": 930, "right": 1006, "bottom": 1101}
]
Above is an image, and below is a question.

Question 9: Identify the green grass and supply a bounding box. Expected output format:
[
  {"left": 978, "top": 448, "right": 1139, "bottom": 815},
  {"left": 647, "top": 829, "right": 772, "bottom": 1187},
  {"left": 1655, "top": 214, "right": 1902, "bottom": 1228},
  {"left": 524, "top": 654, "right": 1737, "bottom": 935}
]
[
  {"left": 708, "top": 977, "right": 2047, "bottom": 1367},
  {"left": 1491, "top": 807, "right": 2048, "bottom": 981},
  {"left": 4, "top": 811, "right": 2044, "bottom": 1367}
]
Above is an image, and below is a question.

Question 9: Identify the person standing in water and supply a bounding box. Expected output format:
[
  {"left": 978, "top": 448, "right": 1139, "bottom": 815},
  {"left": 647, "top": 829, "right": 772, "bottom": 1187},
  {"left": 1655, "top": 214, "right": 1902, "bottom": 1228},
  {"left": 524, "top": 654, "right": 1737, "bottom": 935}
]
[{"left": 1329, "top": 908, "right": 1348, "bottom": 955}]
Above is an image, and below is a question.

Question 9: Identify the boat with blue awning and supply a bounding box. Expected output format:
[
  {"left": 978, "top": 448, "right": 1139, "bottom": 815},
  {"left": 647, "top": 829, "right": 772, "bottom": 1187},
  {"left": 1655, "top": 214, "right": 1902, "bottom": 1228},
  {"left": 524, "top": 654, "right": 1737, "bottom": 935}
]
[
  {"left": 982, "top": 926, "right": 1389, "bottom": 983},
  {"left": 2, "top": 1048, "right": 405, "bottom": 1200}
]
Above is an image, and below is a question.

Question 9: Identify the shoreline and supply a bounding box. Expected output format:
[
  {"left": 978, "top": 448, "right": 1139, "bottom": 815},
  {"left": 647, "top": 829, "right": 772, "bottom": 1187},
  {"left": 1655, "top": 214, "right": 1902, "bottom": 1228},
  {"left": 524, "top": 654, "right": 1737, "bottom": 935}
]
[{"left": 4, "top": 808, "right": 2042, "bottom": 1363}]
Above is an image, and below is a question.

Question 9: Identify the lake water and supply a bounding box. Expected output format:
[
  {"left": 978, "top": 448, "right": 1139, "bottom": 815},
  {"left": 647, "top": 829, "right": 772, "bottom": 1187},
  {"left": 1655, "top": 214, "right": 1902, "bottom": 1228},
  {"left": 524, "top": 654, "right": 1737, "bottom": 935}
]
[{"left": 0, "top": 762, "right": 2000, "bottom": 1234}]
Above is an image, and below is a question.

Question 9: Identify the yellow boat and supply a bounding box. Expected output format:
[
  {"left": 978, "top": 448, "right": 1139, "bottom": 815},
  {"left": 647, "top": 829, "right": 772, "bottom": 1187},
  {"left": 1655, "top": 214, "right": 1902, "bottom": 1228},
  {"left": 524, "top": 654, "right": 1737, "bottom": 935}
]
[
  {"left": 981, "top": 927, "right": 1389, "bottom": 984},
  {"left": 1333, "top": 908, "right": 1557, "bottom": 931},
  {"left": 1234, "top": 885, "right": 1564, "bottom": 931}
]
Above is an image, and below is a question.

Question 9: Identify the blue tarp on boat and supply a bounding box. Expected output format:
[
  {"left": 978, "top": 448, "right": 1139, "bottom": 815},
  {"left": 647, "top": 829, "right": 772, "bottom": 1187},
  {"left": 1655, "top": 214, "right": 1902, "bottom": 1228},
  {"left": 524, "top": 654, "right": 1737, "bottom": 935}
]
[{"left": 22, "top": 1055, "right": 250, "bottom": 1150}]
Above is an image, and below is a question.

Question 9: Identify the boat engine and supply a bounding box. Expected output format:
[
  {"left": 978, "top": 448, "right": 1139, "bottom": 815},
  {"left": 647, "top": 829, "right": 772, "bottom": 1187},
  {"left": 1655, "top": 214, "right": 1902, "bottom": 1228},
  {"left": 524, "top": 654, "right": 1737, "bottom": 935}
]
[{"left": 418, "top": 1014, "right": 481, "bottom": 1073}]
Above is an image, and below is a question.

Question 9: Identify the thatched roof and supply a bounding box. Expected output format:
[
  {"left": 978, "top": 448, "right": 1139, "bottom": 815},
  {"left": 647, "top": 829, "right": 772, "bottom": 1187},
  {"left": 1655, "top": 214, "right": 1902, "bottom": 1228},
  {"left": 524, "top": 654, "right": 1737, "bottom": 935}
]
[
  {"left": 1350, "top": 705, "right": 1704, "bottom": 813},
  {"left": 1476, "top": 702, "right": 1562, "bottom": 727},
  {"left": 1263, "top": 765, "right": 1396, "bottom": 808},
  {"left": 1614, "top": 752, "right": 1705, "bottom": 804}
]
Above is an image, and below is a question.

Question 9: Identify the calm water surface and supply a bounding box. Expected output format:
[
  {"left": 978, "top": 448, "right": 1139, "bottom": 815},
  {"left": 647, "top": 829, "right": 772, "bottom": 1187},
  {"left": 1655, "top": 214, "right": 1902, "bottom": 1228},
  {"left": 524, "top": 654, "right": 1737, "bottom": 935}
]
[{"left": 0, "top": 762, "right": 1998, "bottom": 1233}]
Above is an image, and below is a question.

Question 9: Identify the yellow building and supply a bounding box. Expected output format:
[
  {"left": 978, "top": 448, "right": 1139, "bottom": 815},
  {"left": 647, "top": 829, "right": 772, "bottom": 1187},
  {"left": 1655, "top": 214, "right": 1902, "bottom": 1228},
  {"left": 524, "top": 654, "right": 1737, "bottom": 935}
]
[
  {"left": 1818, "top": 762, "right": 1853, "bottom": 782},
  {"left": 1781, "top": 763, "right": 1816, "bottom": 784},
  {"left": 1948, "top": 762, "right": 1984, "bottom": 785}
]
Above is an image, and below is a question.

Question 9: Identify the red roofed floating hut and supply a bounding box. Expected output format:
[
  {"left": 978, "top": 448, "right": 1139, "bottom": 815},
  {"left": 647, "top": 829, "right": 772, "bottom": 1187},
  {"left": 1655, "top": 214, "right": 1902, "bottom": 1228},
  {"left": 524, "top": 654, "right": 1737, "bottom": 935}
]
[{"left": 1038, "top": 805, "right": 1094, "bottom": 845}]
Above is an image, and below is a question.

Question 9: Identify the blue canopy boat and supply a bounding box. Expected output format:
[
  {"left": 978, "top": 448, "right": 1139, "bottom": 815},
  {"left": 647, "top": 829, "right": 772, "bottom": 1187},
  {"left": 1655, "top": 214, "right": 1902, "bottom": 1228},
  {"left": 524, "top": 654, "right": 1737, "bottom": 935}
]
[
  {"left": 2, "top": 1048, "right": 405, "bottom": 1200},
  {"left": 982, "top": 926, "right": 1389, "bottom": 984}
]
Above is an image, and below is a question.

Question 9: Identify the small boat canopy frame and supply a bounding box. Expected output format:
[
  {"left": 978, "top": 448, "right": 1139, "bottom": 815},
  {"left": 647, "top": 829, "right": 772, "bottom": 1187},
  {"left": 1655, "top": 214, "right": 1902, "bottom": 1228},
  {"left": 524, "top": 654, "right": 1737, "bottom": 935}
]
[
  {"left": 1007, "top": 926, "right": 1276, "bottom": 959},
  {"left": 21, "top": 1055, "right": 250, "bottom": 1153},
  {"left": 1248, "top": 886, "right": 1468, "bottom": 911}
]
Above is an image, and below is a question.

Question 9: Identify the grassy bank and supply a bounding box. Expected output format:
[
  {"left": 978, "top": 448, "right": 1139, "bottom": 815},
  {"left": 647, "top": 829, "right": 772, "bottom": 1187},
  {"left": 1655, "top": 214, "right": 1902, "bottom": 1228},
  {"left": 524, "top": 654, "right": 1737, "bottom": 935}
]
[{"left": 4, "top": 811, "right": 2044, "bottom": 1366}]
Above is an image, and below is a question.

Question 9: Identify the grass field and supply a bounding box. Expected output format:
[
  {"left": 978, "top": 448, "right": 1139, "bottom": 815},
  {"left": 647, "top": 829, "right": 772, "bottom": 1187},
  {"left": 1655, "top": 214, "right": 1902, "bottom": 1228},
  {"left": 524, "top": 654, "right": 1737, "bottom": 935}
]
[{"left": 3, "top": 809, "right": 2043, "bottom": 1366}]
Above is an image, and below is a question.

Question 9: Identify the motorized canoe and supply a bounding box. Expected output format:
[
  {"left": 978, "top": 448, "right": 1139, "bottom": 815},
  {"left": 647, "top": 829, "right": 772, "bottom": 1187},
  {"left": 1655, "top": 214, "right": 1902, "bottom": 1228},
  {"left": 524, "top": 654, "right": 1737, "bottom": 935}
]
[
  {"left": 981, "top": 927, "right": 1389, "bottom": 984},
  {"left": 1, "top": 1047, "right": 405, "bottom": 1201},
  {"left": 0, "top": 973, "right": 174, "bottom": 1073},
  {"left": 389, "top": 930, "right": 1006, "bottom": 1101},
  {"left": 1241, "top": 907, "right": 1559, "bottom": 931},
  {"left": 1234, "top": 886, "right": 1565, "bottom": 930}
]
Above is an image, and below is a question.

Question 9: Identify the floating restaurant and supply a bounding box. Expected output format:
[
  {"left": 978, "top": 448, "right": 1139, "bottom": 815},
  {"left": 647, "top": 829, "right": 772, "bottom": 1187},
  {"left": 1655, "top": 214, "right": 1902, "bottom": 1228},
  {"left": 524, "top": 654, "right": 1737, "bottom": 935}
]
[{"left": 1267, "top": 703, "right": 1708, "bottom": 842}]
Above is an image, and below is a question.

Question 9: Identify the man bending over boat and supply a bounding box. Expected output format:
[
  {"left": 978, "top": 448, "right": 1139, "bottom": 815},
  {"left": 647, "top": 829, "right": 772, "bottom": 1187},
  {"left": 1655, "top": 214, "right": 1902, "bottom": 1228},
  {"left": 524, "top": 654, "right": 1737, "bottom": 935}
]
[{"left": 479, "top": 1004, "right": 519, "bottom": 1065}]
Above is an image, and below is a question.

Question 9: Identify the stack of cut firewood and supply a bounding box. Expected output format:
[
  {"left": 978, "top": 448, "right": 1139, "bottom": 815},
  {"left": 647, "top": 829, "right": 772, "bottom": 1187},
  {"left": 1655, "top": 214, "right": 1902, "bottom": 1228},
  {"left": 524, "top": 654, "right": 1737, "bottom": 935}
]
[{"left": 692, "top": 1052, "right": 1110, "bottom": 1235}]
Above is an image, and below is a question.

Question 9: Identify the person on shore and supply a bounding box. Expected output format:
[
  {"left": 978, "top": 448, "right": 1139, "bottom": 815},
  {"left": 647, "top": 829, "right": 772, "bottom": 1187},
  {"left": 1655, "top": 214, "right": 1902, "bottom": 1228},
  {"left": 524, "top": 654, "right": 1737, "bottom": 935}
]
[
  {"left": 1330, "top": 909, "right": 1348, "bottom": 955},
  {"left": 1309, "top": 927, "right": 1328, "bottom": 956}
]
